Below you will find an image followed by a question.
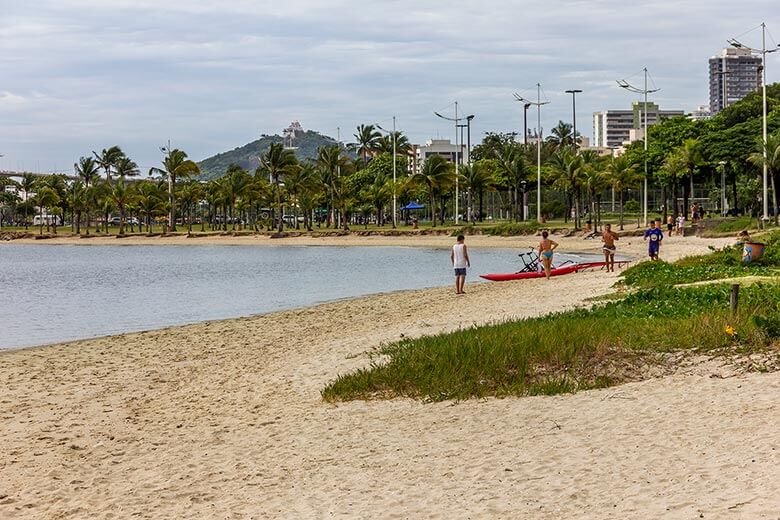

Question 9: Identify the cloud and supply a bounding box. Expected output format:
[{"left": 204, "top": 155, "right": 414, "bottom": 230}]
[{"left": 0, "top": 0, "right": 778, "bottom": 170}]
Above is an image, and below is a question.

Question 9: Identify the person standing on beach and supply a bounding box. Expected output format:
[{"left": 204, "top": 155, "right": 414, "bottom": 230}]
[
  {"left": 601, "top": 224, "right": 619, "bottom": 272},
  {"left": 666, "top": 215, "right": 674, "bottom": 235},
  {"left": 643, "top": 220, "right": 663, "bottom": 260},
  {"left": 538, "top": 231, "right": 559, "bottom": 279},
  {"left": 677, "top": 214, "right": 685, "bottom": 236},
  {"left": 451, "top": 234, "right": 470, "bottom": 294}
]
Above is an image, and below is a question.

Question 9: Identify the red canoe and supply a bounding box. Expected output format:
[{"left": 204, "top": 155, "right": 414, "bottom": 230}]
[
  {"left": 479, "top": 260, "right": 628, "bottom": 282},
  {"left": 480, "top": 264, "right": 581, "bottom": 281}
]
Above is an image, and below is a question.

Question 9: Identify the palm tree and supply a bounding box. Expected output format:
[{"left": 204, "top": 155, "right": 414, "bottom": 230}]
[
  {"left": 137, "top": 181, "right": 165, "bottom": 233},
  {"left": 549, "top": 148, "right": 585, "bottom": 228},
  {"left": 178, "top": 181, "right": 204, "bottom": 233},
  {"left": 0, "top": 179, "right": 20, "bottom": 229},
  {"left": 748, "top": 130, "right": 780, "bottom": 224},
  {"left": 224, "top": 164, "right": 250, "bottom": 230},
  {"left": 678, "top": 138, "right": 702, "bottom": 216},
  {"left": 149, "top": 149, "right": 200, "bottom": 233},
  {"left": 376, "top": 132, "right": 412, "bottom": 156},
  {"left": 258, "top": 142, "right": 298, "bottom": 232},
  {"left": 582, "top": 157, "right": 609, "bottom": 229},
  {"left": 413, "top": 155, "right": 453, "bottom": 227},
  {"left": 68, "top": 181, "right": 87, "bottom": 234},
  {"left": 316, "top": 145, "right": 351, "bottom": 228},
  {"left": 354, "top": 124, "right": 380, "bottom": 164},
  {"left": 494, "top": 143, "right": 528, "bottom": 221},
  {"left": 112, "top": 157, "right": 139, "bottom": 234},
  {"left": 34, "top": 186, "right": 60, "bottom": 235},
  {"left": 75, "top": 156, "right": 101, "bottom": 187},
  {"left": 19, "top": 173, "right": 37, "bottom": 229},
  {"left": 547, "top": 121, "right": 576, "bottom": 149},
  {"left": 93, "top": 146, "right": 124, "bottom": 184},
  {"left": 606, "top": 156, "right": 641, "bottom": 230},
  {"left": 459, "top": 162, "right": 495, "bottom": 223},
  {"left": 282, "top": 162, "right": 316, "bottom": 230}
]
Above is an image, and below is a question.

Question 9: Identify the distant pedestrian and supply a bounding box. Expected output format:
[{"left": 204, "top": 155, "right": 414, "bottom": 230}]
[
  {"left": 644, "top": 220, "right": 664, "bottom": 260},
  {"left": 538, "top": 231, "right": 559, "bottom": 279},
  {"left": 677, "top": 215, "right": 685, "bottom": 236},
  {"left": 666, "top": 215, "right": 674, "bottom": 235},
  {"left": 601, "top": 224, "right": 619, "bottom": 272},
  {"left": 451, "top": 234, "right": 470, "bottom": 295}
]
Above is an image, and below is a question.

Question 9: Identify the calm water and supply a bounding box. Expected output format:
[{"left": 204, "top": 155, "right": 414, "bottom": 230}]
[{"left": 0, "top": 244, "right": 605, "bottom": 350}]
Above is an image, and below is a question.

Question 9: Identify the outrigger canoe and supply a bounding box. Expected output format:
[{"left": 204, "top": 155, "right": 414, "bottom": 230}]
[{"left": 480, "top": 260, "right": 629, "bottom": 282}]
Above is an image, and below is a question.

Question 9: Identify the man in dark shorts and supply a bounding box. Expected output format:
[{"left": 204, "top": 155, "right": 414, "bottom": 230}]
[
  {"left": 666, "top": 215, "right": 674, "bottom": 235},
  {"left": 643, "top": 220, "right": 663, "bottom": 260}
]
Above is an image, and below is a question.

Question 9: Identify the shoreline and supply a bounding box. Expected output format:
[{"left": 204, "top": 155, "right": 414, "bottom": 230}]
[{"left": 3, "top": 234, "right": 774, "bottom": 518}]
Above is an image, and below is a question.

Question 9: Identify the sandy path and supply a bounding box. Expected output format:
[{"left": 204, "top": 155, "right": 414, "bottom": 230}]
[{"left": 2, "top": 236, "right": 777, "bottom": 518}]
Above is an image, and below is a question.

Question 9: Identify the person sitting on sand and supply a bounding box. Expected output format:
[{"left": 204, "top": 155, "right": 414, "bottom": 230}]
[
  {"left": 643, "top": 220, "right": 663, "bottom": 260},
  {"left": 451, "top": 234, "right": 470, "bottom": 295},
  {"left": 601, "top": 224, "right": 619, "bottom": 272},
  {"left": 537, "top": 231, "right": 559, "bottom": 279}
]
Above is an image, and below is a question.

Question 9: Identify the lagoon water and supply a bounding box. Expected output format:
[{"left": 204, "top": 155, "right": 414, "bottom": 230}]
[{"left": 0, "top": 244, "right": 601, "bottom": 350}]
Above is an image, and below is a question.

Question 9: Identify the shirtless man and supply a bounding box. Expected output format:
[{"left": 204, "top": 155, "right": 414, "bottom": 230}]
[
  {"left": 601, "top": 223, "right": 619, "bottom": 272},
  {"left": 537, "top": 231, "right": 559, "bottom": 279}
]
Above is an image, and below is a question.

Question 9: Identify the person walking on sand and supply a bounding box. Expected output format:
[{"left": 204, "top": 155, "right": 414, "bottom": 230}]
[
  {"left": 666, "top": 215, "right": 674, "bottom": 235},
  {"left": 644, "top": 220, "right": 664, "bottom": 260},
  {"left": 677, "top": 214, "right": 685, "bottom": 236},
  {"left": 538, "top": 231, "right": 559, "bottom": 279},
  {"left": 451, "top": 234, "right": 470, "bottom": 294},
  {"left": 601, "top": 223, "right": 619, "bottom": 272}
]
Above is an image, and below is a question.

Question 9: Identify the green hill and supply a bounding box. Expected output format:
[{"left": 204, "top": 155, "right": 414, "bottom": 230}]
[{"left": 197, "top": 130, "right": 340, "bottom": 180}]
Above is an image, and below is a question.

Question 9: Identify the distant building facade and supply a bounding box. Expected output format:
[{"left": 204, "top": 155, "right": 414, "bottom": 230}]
[
  {"left": 592, "top": 102, "right": 684, "bottom": 149},
  {"left": 689, "top": 105, "right": 712, "bottom": 121},
  {"left": 409, "top": 139, "right": 465, "bottom": 175},
  {"left": 708, "top": 47, "right": 762, "bottom": 115}
]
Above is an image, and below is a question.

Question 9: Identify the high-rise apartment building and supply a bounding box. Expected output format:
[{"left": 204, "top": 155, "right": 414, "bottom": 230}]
[
  {"left": 708, "top": 47, "right": 762, "bottom": 114},
  {"left": 592, "top": 102, "right": 684, "bottom": 148}
]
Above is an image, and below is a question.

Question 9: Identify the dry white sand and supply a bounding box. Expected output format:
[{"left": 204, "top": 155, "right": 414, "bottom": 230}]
[{"left": 2, "top": 235, "right": 778, "bottom": 519}]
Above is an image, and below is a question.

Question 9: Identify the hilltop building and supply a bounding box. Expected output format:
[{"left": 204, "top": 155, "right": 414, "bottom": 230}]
[
  {"left": 709, "top": 47, "right": 762, "bottom": 115},
  {"left": 592, "top": 102, "right": 684, "bottom": 149}
]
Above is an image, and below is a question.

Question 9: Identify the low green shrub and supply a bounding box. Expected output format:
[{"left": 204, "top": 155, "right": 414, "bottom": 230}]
[{"left": 321, "top": 284, "right": 780, "bottom": 402}]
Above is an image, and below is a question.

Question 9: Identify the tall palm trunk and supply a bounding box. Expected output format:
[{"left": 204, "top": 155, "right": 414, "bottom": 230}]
[{"left": 619, "top": 190, "right": 625, "bottom": 231}]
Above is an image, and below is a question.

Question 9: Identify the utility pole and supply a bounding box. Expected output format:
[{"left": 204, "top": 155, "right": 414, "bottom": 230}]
[
  {"left": 618, "top": 68, "right": 659, "bottom": 227},
  {"left": 728, "top": 23, "right": 780, "bottom": 222},
  {"left": 514, "top": 85, "right": 550, "bottom": 223},
  {"left": 565, "top": 89, "right": 583, "bottom": 151},
  {"left": 434, "top": 104, "right": 468, "bottom": 224}
]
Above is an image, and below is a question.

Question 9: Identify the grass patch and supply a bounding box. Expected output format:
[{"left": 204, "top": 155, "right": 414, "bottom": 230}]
[
  {"left": 452, "top": 221, "right": 541, "bottom": 237},
  {"left": 709, "top": 216, "right": 757, "bottom": 234},
  {"left": 322, "top": 284, "right": 780, "bottom": 402}
]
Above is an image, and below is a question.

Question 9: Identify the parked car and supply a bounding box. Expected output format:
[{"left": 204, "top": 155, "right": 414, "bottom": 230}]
[
  {"left": 126, "top": 217, "right": 140, "bottom": 226},
  {"left": 108, "top": 216, "right": 121, "bottom": 226}
]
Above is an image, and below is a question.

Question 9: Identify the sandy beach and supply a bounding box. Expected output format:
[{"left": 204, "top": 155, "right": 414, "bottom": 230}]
[{"left": 2, "top": 234, "right": 779, "bottom": 519}]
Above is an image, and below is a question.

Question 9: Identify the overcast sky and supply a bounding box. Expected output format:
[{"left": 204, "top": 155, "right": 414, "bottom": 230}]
[{"left": 1, "top": 0, "right": 779, "bottom": 173}]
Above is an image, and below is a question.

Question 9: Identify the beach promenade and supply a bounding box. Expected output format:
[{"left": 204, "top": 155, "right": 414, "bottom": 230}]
[{"left": 1, "top": 235, "right": 778, "bottom": 518}]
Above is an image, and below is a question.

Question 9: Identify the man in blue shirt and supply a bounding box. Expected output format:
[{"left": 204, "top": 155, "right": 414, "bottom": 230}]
[{"left": 643, "top": 220, "right": 663, "bottom": 260}]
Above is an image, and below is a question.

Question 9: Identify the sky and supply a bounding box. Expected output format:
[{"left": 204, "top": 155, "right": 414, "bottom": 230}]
[{"left": 1, "top": 0, "right": 779, "bottom": 173}]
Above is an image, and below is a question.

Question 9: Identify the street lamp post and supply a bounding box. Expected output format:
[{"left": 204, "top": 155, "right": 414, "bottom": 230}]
[
  {"left": 514, "top": 84, "right": 550, "bottom": 223},
  {"left": 719, "top": 161, "right": 727, "bottom": 216},
  {"left": 729, "top": 23, "right": 780, "bottom": 222},
  {"left": 376, "top": 117, "right": 398, "bottom": 228},
  {"left": 564, "top": 89, "right": 583, "bottom": 150},
  {"left": 618, "top": 68, "right": 660, "bottom": 227},
  {"left": 523, "top": 103, "right": 531, "bottom": 146},
  {"left": 434, "top": 103, "right": 469, "bottom": 224}
]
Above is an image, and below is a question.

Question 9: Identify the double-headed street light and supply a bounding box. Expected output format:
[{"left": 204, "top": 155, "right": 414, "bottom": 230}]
[
  {"left": 376, "top": 117, "right": 398, "bottom": 228},
  {"left": 434, "top": 103, "right": 468, "bottom": 224},
  {"left": 564, "top": 89, "right": 583, "bottom": 150},
  {"left": 514, "top": 84, "right": 550, "bottom": 223},
  {"left": 728, "top": 22, "right": 780, "bottom": 222},
  {"left": 617, "top": 68, "right": 660, "bottom": 227}
]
